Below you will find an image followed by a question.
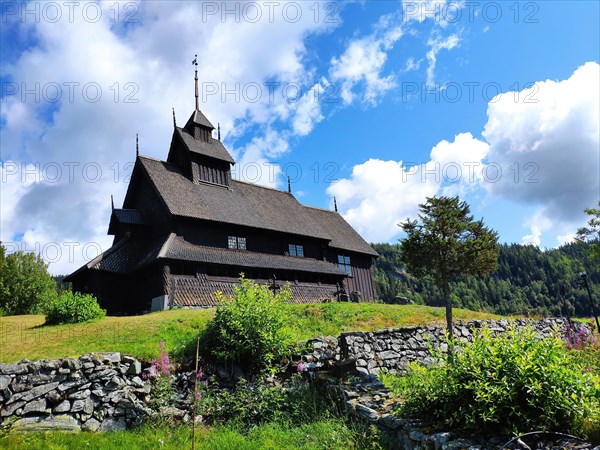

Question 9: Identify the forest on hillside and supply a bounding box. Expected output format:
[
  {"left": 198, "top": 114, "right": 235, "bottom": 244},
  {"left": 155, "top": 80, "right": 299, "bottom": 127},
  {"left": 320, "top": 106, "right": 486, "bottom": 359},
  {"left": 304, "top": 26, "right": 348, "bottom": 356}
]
[{"left": 372, "top": 241, "right": 600, "bottom": 317}]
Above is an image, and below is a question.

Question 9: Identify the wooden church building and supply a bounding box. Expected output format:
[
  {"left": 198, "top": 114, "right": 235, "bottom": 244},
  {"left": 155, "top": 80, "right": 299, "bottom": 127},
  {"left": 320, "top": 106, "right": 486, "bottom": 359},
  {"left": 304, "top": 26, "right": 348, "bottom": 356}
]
[{"left": 65, "top": 69, "right": 378, "bottom": 314}]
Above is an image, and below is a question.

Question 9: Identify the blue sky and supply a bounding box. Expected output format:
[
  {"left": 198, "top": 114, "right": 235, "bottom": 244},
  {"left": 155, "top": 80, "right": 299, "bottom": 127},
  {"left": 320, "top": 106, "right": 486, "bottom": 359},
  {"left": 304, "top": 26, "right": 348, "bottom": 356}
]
[{"left": 1, "top": 1, "right": 599, "bottom": 274}]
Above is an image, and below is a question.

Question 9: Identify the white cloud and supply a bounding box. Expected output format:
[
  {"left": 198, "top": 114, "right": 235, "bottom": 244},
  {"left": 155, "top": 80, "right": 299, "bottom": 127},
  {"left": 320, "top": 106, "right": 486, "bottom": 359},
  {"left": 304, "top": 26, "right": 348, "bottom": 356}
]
[
  {"left": 327, "top": 63, "right": 599, "bottom": 247},
  {"left": 483, "top": 61, "right": 600, "bottom": 241},
  {"left": 425, "top": 33, "right": 460, "bottom": 87},
  {"left": 327, "top": 159, "right": 439, "bottom": 242},
  {"left": 291, "top": 82, "right": 325, "bottom": 136},
  {"left": 329, "top": 12, "right": 404, "bottom": 105}
]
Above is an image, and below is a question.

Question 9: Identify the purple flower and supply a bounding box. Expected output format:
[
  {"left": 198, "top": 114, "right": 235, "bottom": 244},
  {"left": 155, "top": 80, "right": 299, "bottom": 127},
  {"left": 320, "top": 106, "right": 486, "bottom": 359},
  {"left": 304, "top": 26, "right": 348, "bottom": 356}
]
[{"left": 297, "top": 362, "right": 306, "bottom": 372}]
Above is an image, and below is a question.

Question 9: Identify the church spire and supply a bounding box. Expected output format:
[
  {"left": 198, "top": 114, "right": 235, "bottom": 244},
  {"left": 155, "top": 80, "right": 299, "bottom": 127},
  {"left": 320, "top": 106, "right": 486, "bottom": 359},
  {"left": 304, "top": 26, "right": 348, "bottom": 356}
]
[{"left": 193, "top": 54, "right": 199, "bottom": 111}]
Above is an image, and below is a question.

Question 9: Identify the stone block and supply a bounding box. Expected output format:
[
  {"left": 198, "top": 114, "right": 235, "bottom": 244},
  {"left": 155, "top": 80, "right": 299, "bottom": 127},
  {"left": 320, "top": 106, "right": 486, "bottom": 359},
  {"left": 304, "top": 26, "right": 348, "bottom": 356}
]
[
  {"left": 97, "top": 353, "right": 121, "bottom": 364},
  {"left": 53, "top": 400, "right": 71, "bottom": 413},
  {"left": 82, "top": 417, "right": 101, "bottom": 432},
  {"left": 1, "top": 401, "right": 25, "bottom": 417},
  {"left": 68, "top": 389, "right": 91, "bottom": 400},
  {"left": 8, "top": 381, "right": 60, "bottom": 404},
  {"left": 22, "top": 398, "right": 47, "bottom": 415},
  {"left": 11, "top": 415, "right": 81, "bottom": 432},
  {"left": 0, "top": 375, "right": 12, "bottom": 390},
  {"left": 99, "top": 417, "right": 126, "bottom": 432},
  {"left": 0, "top": 363, "right": 28, "bottom": 375}
]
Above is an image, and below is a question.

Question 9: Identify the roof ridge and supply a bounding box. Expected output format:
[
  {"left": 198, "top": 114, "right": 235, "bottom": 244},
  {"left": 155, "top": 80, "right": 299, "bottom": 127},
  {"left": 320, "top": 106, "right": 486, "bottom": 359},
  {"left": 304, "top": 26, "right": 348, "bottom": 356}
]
[
  {"left": 138, "top": 154, "right": 171, "bottom": 164},
  {"left": 231, "top": 179, "right": 296, "bottom": 195},
  {"left": 303, "top": 204, "right": 338, "bottom": 214}
]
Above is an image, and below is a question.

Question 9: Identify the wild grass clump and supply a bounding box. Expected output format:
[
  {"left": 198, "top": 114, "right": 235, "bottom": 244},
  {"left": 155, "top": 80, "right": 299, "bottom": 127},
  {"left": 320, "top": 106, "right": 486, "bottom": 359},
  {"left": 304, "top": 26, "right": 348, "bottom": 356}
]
[
  {"left": 45, "top": 291, "right": 105, "bottom": 325},
  {"left": 380, "top": 327, "right": 600, "bottom": 439}
]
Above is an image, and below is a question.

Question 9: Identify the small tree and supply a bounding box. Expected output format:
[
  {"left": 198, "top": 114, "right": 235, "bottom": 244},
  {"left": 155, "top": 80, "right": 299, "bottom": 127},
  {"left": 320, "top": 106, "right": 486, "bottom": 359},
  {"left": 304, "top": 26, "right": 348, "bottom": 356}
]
[
  {"left": 576, "top": 200, "right": 600, "bottom": 261},
  {"left": 399, "top": 196, "right": 499, "bottom": 340},
  {"left": 0, "top": 242, "right": 57, "bottom": 315}
]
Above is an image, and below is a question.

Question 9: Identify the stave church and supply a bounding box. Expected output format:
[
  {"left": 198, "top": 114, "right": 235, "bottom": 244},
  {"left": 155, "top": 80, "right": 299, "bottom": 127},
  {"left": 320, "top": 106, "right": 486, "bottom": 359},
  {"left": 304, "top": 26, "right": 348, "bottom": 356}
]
[{"left": 65, "top": 66, "right": 378, "bottom": 314}]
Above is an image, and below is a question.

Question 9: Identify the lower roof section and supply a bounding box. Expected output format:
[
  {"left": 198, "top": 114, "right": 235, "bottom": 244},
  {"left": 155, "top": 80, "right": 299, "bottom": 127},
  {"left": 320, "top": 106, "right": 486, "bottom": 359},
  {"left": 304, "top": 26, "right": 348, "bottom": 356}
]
[
  {"left": 164, "top": 235, "right": 346, "bottom": 276},
  {"left": 66, "top": 233, "right": 347, "bottom": 280}
]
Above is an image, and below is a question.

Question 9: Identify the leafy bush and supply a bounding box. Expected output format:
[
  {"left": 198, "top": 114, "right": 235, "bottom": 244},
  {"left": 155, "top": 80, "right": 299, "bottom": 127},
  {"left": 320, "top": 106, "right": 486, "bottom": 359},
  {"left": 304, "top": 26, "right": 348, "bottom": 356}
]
[
  {"left": 0, "top": 243, "right": 58, "bottom": 314},
  {"left": 381, "top": 327, "right": 600, "bottom": 438},
  {"left": 201, "top": 275, "right": 293, "bottom": 371},
  {"left": 45, "top": 291, "right": 105, "bottom": 324}
]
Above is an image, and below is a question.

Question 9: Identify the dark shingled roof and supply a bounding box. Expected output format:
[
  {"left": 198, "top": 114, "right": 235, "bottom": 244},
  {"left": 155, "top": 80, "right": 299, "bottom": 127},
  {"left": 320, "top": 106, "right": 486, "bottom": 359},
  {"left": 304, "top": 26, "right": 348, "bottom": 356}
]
[
  {"left": 112, "top": 209, "right": 147, "bottom": 225},
  {"left": 139, "top": 156, "right": 332, "bottom": 241},
  {"left": 185, "top": 110, "right": 214, "bottom": 129},
  {"left": 67, "top": 233, "right": 347, "bottom": 280},
  {"left": 163, "top": 235, "right": 346, "bottom": 275},
  {"left": 177, "top": 128, "right": 235, "bottom": 164},
  {"left": 64, "top": 235, "right": 168, "bottom": 280},
  {"left": 305, "top": 207, "right": 379, "bottom": 257},
  {"left": 172, "top": 276, "right": 338, "bottom": 307}
]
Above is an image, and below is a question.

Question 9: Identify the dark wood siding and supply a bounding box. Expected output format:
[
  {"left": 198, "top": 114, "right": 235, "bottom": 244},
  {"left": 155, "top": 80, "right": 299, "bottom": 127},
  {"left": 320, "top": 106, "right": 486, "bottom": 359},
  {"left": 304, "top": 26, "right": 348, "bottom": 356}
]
[{"left": 326, "top": 251, "right": 376, "bottom": 302}]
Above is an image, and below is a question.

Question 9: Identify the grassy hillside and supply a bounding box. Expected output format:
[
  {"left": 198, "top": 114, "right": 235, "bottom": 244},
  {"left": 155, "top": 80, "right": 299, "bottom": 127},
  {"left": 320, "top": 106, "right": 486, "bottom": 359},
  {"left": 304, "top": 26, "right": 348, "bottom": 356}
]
[{"left": 0, "top": 303, "right": 501, "bottom": 364}]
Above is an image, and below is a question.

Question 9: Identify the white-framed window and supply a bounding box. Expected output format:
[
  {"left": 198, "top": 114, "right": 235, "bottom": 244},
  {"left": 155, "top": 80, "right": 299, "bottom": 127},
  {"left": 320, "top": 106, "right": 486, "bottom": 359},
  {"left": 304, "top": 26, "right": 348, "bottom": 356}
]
[
  {"left": 288, "top": 244, "right": 304, "bottom": 257},
  {"left": 228, "top": 236, "right": 246, "bottom": 250},
  {"left": 337, "top": 255, "right": 352, "bottom": 275}
]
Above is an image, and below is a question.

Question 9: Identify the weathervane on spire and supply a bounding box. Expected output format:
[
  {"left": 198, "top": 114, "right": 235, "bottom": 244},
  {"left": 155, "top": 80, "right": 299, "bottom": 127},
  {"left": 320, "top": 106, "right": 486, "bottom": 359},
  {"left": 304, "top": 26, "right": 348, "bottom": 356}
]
[{"left": 192, "top": 54, "right": 199, "bottom": 111}]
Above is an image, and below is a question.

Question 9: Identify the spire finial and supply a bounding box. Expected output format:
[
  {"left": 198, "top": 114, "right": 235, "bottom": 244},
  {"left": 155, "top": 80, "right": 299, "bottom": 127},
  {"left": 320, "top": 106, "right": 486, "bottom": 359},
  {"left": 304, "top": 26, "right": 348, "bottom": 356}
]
[
  {"left": 172, "top": 107, "right": 176, "bottom": 128},
  {"left": 334, "top": 197, "right": 338, "bottom": 212},
  {"left": 287, "top": 176, "right": 291, "bottom": 194},
  {"left": 111, "top": 195, "right": 114, "bottom": 211},
  {"left": 218, "top": 123, "right": 221, "bottom": 141},
  {"left": 192, "top": 54, "right": 199, "bottom": 111},
  {"left": 136, "top": 133, "right": 139, "bottom": 157}
]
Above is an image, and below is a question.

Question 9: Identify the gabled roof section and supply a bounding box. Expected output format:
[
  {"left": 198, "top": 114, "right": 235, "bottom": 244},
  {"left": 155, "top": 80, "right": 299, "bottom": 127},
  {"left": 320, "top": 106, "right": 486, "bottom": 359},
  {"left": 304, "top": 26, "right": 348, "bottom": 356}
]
[
  {"left": 108, "top": 209, "right": 148, "bottom": 235},
  {"left": 113, "top": 209, "right": 147, "bottom": 225},
  {"left": 185, "top": 109, "right": 214, "bottom": 129},
  {"left": 304, "top": 207, "right": 379, "bottom": 257},
  {"left": 64, "top": 234, "right": 170, "bottom": 280},
  {"left": 176, "top": 127, "right": 235, "bottom": 164},
  {"left": 138, "top": 156, "right": 332, "bottom": 240}
]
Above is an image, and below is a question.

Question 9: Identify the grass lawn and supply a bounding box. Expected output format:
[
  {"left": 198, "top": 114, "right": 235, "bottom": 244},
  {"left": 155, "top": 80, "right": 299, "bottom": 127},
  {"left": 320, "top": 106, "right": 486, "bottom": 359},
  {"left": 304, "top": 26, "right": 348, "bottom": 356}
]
[
  {"left": 0, "top": 419, "right": 383, "bottom": 450},
  {"left": 0, "top": 303, "right": 501, "bottom": 364}
]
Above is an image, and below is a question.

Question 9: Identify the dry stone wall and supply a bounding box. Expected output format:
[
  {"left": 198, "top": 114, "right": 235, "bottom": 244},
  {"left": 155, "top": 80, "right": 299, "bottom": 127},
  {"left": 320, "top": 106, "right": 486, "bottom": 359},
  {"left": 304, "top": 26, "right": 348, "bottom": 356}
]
[
  {"left": 0, "top": 352, "right": 152, "bottom": 432},
  {"left": 302, "top": 318, "right": 578, "bottom": 376}
]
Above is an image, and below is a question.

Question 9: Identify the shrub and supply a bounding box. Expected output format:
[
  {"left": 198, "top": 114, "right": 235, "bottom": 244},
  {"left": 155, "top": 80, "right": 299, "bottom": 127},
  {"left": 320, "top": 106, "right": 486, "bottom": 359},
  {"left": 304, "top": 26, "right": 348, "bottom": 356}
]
[
  {"left": 0, "top": 243, "right": 57, "bottom": 315},
  {"left": 197, "top": 374, "right": 332, "bottom": 426},
  {"left": 45, "top": 291, "right": 105, "bottom": 324},
  {"left": 201, "top": 275, "right": 293, "bottom": 371},
  {"left": 381, "top": 327, "right": 600, "bottom": 438}
]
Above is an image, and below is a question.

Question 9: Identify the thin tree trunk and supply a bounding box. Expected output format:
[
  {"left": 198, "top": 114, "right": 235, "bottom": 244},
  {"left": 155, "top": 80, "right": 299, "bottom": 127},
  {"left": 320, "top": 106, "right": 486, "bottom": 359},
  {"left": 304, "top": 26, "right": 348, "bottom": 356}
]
[
  {"left": 444, "top": 278, "right": 454, "bottom": 363},
  {"left": 445, "top": 280, "right": 452, "bottom": 340}
]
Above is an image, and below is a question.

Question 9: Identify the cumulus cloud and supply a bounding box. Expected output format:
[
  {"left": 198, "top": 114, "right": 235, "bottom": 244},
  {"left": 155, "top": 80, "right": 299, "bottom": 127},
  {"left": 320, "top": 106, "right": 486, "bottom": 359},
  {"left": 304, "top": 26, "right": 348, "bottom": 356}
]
[
  {"left": 329, "top": 63, "right": 599, "bottom": 246},
  {"left": 482, "top": 61, "right": 600, "bottom": 244},
  {"left": 327, "top": 158, "right": 439, "bottom": 242}
]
